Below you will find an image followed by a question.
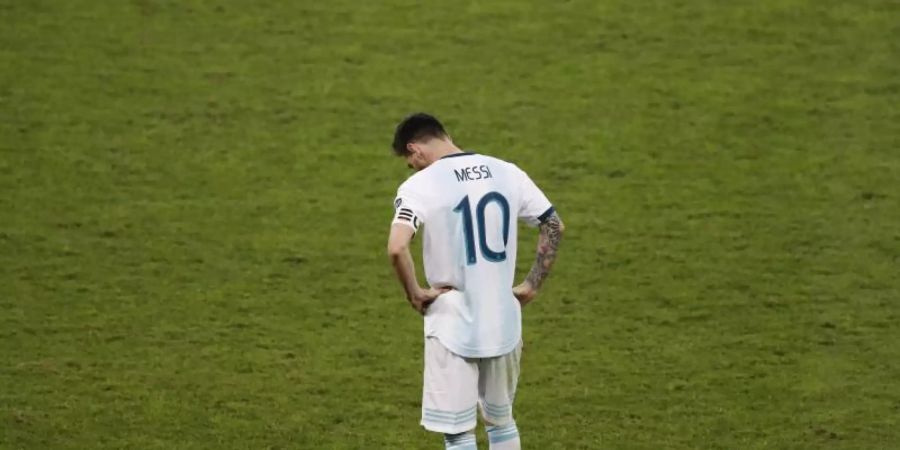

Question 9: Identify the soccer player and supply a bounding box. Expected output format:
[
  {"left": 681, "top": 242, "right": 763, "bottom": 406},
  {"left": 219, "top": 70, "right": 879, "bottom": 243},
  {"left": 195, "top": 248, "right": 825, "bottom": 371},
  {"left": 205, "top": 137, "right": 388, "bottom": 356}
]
[{"left": 386, "top": 113, "right": 564, "bottom": 450}]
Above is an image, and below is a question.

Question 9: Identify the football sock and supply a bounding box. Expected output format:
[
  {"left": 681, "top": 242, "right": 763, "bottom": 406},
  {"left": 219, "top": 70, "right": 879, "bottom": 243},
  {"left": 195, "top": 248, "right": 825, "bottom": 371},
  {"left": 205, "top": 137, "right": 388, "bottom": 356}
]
[
  {"left": 444, "top": 431, "right": 477, "bottom": 449},
  {"left": 486, "top": 422, "right": 520, "bottom": 450}
]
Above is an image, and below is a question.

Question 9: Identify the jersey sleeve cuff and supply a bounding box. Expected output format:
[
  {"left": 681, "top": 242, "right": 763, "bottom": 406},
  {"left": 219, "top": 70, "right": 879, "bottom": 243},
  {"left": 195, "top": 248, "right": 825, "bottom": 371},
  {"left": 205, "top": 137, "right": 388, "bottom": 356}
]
[
  {"left": 391, "top": 219, "right": 418, "bottom": 233},
  {"left": 537, "top": 206, "right": 555, "bottom": 223}
]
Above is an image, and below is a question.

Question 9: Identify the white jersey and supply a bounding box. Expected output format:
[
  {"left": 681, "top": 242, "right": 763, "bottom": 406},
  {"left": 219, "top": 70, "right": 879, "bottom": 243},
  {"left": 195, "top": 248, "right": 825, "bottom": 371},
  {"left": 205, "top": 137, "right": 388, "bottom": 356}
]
[{"left": 391, "top": 152, "right": 554, "bottom": 358}]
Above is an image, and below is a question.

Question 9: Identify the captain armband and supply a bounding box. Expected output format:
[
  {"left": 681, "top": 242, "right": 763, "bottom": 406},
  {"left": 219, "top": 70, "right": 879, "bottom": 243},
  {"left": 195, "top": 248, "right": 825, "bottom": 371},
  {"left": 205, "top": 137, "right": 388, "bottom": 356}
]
[{"left": 392, "top": 203, "right": 421, "bottom": 233}]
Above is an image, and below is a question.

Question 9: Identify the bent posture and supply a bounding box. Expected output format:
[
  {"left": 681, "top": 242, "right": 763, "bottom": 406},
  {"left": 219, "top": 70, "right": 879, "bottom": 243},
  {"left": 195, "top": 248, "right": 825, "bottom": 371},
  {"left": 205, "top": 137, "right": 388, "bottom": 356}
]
[{"left": 387, "top": 113, "right": 564, "bottom": 449}]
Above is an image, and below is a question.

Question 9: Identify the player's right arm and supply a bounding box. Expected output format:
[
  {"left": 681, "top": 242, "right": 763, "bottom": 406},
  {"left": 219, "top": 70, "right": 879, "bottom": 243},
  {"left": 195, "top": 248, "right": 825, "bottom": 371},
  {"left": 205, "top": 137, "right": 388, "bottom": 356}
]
[
  {"left": 387, "top": 187, "right": 449, "bottom": 315},
  {"left": 387, "top": 224, "right": 449, "bottom": 315},
  {"left": 513, "top": 211, "right": 564, "bottom": 305}
]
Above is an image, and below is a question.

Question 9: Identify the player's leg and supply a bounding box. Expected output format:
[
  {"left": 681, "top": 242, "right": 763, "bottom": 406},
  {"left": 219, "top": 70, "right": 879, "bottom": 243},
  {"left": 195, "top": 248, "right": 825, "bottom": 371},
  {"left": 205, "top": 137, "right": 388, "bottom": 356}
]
[
  {"left": 485, "top": 422, "right": 519, "bottom": 450},
  {"left": 478, "top": 340, "right": 523, "bottom": 449},
  {"left": 421, "top": 336, "right": 480, "bottom": 449},
  {"left": 444, "top": 431, "right": 477, "bottom": 449}
]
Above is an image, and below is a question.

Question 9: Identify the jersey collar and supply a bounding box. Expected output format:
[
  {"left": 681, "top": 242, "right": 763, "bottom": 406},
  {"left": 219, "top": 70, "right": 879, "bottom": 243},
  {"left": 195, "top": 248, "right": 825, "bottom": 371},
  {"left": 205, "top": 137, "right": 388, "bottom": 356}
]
[{"left": 440, "top": 151, "right": 475, "bottom": 160}]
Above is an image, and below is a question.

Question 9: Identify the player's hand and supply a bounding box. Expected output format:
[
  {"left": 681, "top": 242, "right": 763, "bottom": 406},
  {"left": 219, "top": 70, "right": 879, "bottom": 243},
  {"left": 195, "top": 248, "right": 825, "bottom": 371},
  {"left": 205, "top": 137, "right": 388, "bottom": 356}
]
[
  {"left": 409, "top": 286, "right": 452, "bottom": 315},
  {"left": 513, "top": 281, "right": 537, "bottom": 306}
]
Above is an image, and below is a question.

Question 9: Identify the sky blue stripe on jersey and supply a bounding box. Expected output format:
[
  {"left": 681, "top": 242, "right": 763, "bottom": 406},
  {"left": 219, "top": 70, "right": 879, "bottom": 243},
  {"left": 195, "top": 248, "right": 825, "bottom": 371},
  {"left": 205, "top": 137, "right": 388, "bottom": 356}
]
[
  {"left": 424, "top": 407, "right": 477, "bottom": 423},
  {"left": 483, "top": 406, "right": 511, "bottom": 413},
  {"left": 538, "top": 205, "right": 556, "bottom": 222},
  {"left": 424, "top": 411, "right": 477, "bottom": 423},
  {"left": 482, "top": 401, "right": 510, "bottom": 411},
  {"left": 481, "top": 402, "right": 511, "bottom": 415},
  {"left": 423, "top": 413, "right": 477, "bottom": 423},
  {"left": 424, "top": 406, "right": 477, "bottom": 418}
]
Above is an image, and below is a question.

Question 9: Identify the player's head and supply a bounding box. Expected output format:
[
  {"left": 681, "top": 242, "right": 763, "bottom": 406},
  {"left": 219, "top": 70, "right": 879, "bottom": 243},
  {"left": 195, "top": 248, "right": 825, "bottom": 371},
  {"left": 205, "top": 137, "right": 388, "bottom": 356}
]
[{"left": 392, "top": 113, "right": 450, "bottom": 171}]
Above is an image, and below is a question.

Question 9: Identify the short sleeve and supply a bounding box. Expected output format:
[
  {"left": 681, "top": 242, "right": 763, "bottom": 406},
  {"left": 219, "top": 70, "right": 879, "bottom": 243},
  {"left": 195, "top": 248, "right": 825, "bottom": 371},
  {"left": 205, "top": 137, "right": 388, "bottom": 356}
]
[
  {"left": 391, "top": 183, "right": 426, "bottom": 233},
  {"left": 516, "top": 166, "right": 554, "bottom": 227}
]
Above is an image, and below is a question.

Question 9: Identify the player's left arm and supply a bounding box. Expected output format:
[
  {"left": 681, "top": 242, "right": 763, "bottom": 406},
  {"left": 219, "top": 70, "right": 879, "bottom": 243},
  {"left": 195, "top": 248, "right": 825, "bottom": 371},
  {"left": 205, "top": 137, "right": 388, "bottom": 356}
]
[
  {"left": 387, "top": 224, "right": 449, "bottom": 315},
  {"left": 513, "top": 211, "right": 565, "bottom": 306},
  {"left": 512, "top": 165, "right": 565, "bottom": 306}
]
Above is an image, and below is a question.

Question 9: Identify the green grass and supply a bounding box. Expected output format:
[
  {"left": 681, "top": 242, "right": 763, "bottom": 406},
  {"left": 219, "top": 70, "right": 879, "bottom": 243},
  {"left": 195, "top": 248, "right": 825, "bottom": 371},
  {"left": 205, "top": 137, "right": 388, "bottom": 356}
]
[{"left": 2, "top": 0, "right": 899, "bottom": 448}]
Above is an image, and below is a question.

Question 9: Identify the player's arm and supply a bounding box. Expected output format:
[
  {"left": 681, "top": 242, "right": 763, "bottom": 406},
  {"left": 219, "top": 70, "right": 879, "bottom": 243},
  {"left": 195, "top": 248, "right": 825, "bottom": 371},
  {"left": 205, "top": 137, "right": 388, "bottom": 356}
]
[
  {"left": 514, "top": 211, "right": 565, "bottom": 306},
  {"left": 387, "top": 224, "right": 449, "bottom": 315}
]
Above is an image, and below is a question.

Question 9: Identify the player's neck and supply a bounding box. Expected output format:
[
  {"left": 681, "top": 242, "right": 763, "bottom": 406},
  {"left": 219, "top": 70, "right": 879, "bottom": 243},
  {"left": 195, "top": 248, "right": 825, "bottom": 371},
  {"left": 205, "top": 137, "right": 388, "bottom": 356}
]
[{"left": 430, "top": 142, "right": 464, "bottom": 162}]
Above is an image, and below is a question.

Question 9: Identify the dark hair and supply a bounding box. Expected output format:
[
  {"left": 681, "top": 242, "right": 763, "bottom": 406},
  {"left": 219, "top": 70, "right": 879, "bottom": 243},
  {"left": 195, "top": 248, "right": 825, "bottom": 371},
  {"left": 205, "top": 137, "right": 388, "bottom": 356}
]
[{"left": 392, "top": 113, "right": 448, "bottom": 156}]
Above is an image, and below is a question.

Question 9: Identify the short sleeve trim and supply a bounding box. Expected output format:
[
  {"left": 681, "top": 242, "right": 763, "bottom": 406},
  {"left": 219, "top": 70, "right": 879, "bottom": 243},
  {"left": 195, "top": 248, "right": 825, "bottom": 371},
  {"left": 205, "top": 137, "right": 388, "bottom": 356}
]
[
  {"left": 537, "top": 206, "right": 556, "bottom": 223},
  {"left": 391, "top": 218, "right": 419, "bottom": 233}
]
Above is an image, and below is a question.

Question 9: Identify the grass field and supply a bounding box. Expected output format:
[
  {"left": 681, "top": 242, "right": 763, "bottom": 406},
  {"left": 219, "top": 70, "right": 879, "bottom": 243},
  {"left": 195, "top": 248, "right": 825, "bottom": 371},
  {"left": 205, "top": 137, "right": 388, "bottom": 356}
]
[{"left": 2, "top": 0, "right": 899, "bottom": 448}]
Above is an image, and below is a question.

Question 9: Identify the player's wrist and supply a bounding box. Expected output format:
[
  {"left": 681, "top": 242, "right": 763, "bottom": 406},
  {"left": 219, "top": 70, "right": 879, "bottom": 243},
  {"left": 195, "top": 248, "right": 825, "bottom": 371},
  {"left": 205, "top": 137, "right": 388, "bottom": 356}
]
[{"left": 407, "top": 286, "right": 426, "bottom": 301}]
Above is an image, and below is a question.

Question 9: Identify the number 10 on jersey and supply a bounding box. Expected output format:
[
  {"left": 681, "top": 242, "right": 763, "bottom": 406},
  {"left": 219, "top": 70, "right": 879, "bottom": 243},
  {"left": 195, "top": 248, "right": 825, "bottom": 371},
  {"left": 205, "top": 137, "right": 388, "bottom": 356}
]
[{"left": 453, "top": 191, "right": 510, "bottom": 265}]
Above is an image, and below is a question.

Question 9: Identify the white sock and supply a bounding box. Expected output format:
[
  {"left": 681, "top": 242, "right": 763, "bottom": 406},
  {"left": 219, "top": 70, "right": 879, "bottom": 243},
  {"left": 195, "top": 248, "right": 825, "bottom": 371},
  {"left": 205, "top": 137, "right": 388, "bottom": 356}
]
[
  {"left": 444, "top": 431, "right": 477, "bottom": 450},
  {"left": 486, "top": 422, "right": 520, "bottom": 450}
]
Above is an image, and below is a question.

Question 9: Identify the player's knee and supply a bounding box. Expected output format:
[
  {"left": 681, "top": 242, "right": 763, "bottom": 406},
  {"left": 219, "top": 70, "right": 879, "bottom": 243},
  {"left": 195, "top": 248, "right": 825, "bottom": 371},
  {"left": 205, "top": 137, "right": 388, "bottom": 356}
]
[
  {"left": 485, "top": 419, "right": 516, "bottom": 430},
  {"left": 483, "top": 416, "right": 513, "bottom": 428}
]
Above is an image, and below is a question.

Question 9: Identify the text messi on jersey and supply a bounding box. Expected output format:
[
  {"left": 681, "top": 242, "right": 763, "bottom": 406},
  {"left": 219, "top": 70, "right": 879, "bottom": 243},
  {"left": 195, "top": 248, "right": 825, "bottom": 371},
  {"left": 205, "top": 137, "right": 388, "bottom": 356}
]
[{"left": 454, "top": 164, "right": 493, "bottom": 183}]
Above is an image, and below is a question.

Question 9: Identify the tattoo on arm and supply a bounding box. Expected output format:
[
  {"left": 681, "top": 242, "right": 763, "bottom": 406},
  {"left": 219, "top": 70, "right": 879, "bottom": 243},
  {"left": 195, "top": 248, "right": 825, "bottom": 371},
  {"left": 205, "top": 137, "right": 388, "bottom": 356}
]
[{"left": 524, "top": 212, "right": 563, "bottom": 290}]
